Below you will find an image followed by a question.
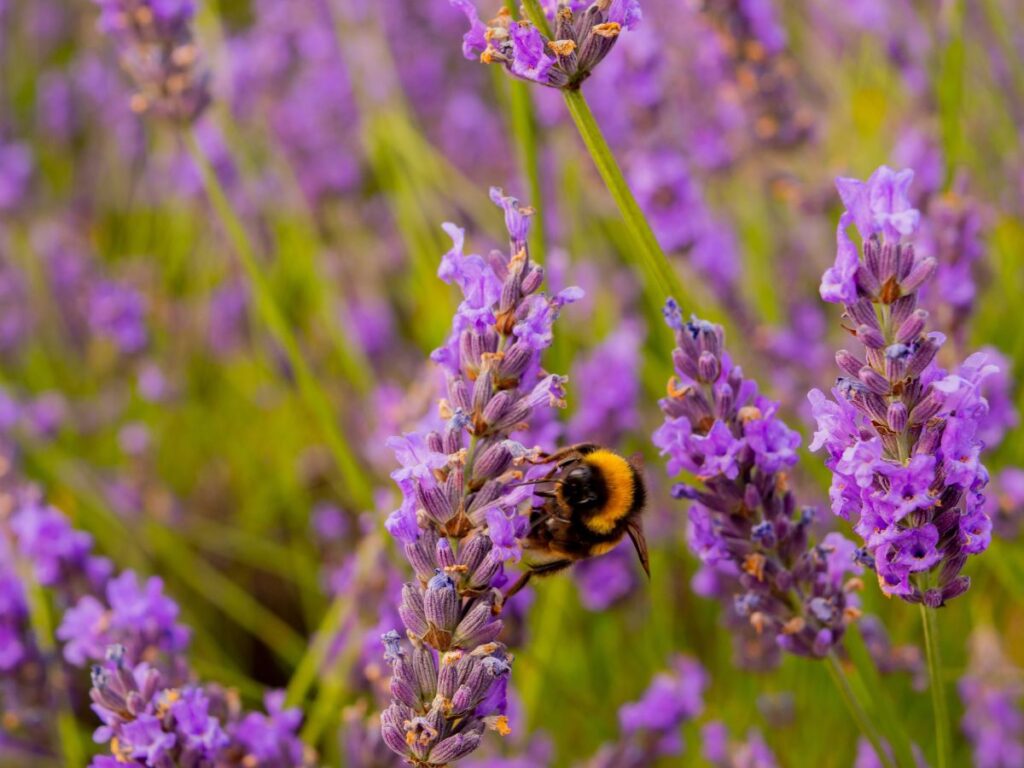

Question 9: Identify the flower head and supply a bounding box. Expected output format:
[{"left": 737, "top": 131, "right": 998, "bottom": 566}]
[
  {"left": 812, "top": 165, "right": 992, "bottom": 605},
  {"left": 452, "top": 0, "right": 642, "bottom": 88},
  {"left": 657, "top": 305, "right": 861, "bottom": 658},
  {"left": 381, "top": 189, "right": 579, "bottom": 766}
]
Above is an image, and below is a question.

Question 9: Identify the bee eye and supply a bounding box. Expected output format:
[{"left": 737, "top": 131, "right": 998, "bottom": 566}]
[{"left": 565, "top": 466, "right": 591, "bottom": 485}]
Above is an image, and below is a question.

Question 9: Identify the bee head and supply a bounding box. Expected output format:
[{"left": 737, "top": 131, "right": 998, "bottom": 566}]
[{"left": 560, "top": 464, "right": 604, "bottom": 510}]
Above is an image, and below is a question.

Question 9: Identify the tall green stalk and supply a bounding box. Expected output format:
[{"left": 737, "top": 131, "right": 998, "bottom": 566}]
[
  {"left": 560, "top": 89, "right": 697, "bottom": 311},
  {"left": 518, "top": 0, "right": 710, "bottom": 319},
  {"left": 183, "top": 131, "right": 372, "bottom": 509},
  {"left": 920, "top": 603, "right": 952, "bottom": 768},
  {"left": 508, "top": 78, "right": 546, "bottom": 262},
  {"left": 826, "top": 652, "right": 896, "bottom": 768}
]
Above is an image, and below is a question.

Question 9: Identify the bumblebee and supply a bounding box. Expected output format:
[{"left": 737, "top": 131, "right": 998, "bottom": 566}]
[{"left": 505, "top": 443, "right": 649, "bottom": 598}]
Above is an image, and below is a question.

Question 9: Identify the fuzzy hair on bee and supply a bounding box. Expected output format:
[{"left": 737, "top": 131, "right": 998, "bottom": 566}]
[{"left": 504, "top": 443, "right": 649, "bottom": 600}]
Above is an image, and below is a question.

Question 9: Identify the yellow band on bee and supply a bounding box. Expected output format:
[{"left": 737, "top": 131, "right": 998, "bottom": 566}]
[{"left": 582, "top": 449, "right": 634, "bottom": 534}]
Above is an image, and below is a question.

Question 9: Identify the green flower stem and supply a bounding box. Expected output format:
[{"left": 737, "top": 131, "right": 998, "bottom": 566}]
[
  {"left": 920, "top": 602, "right": 952, "bottom": 768},
  {"left": 826, "top": 652, "right": 896, "bottom": 768},
  {"left": 143, "top": 521, "right": 307, "bottom": 666},
  {"left": 183, "top": 130, "right": 372, "bottom": 509},
  {"left": 520, "top": 0, "right": 718, "bottom": 319},
  {"left": 284, "top": 534, "right": 383, "bottom": 713},
  {"left": 522, "top": 0, "right": 553, "bottom": 36},
  {"left": 561, "top": 88, "right": 686, "bottom": 307},
  {"left": 508, "top": 78, "right": 546, "bottom": 263}
]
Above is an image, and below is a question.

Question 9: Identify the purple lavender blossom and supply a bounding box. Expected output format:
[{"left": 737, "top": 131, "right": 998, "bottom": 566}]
[
  {"left": 89, "top": 647, "right": 312, "bottom": 767},
  {"left": 811, "top": 166, "right": 993, "bottom": 605},
  {"left": 380, "top": 189, "right": 580, "bottom": 766},
  {"left": 88, "top": 279, "right": 148, "bottom": 355},
  {"left": 696, "top": 0, "right": 812, "bottom": 149},
  {"left": 969, "top": 346, "right": 1018, "bottom": 450},
  {"left": 89, "top": 0, "right": 210, "bottom": 122},
  {"left": 227, "top": 0, "right": 361, "bottom": 207},
  {"left": 0, "top": 478, "right": 311, "bottom": 765},
  {"left": 58, "top": 570, "right": 190, "bottom": 669},
  {"left": 454, "top": 0, "right": 642, "bottom": 88},
  {"left": 655, "top": 303, "right": 862, "bottom": 658}
]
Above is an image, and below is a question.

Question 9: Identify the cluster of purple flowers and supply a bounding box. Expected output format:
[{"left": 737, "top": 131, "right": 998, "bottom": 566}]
[
  {"left": 0, "top": 477, "right": 311, "bottom": 766},
  {"left": 695, "top": 0, "right": 812, "bottom": 150},
  {"left": 90, "top": 0, "right": 209, "bottom": 122},
  {"left": 654, "top": 302, "right": 862, "bottom": 658},
  {"left": 87, "top": 278, "right": 150, "bottom": 355},
  {"left": 226, "top": 0, "right": 360, "bottom": 208},
  {"left": 811, "top": 165, "right": 994, "bottom": 605},
  {"left": 1, "top": 486, "right": 113, "bottom": 754},
  {"left": 453, "top": 0, "right": 641, "bottom": 88},
  {"left": 89, "top": 648, "right": 312, "bottom": 768},
  {"left": 380, "top": 189, "right": 581, "bottom": 766}
]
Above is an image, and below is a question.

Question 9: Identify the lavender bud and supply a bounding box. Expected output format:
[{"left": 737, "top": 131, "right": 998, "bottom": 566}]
[
  {"left": 836, "top": 350, "right": 864, "bottom": 379},
  {"left": 431, "top": 732, "right": 483, "bottom": 764},
  {"left": 856, "top": 324, "right": 886, "bottom": 349},
  {"left": 520, "top": 266, "right": 544, "bottom": 295},
  {"left": 858, "top": 366, "right": 890, "bottom": 395},
  {"left": 901, "top": 256, "right": 938, "bottom": 294},
  {"left": 886, "top": 402, "right": 908, "bottom": 433},
  {"left": 848, "top": 300, "right": 880, "bottom": 330},
  {"left": 497, "top": 343, "right": 533, "bottom": 381},
  {"left": 905, "top": 336, "right": 942, "bottom": 378},
  {"left": 399, "top": 584, "right": 428, "bottom": 637},
  {"left": 474, "top": 443, "right": 513, "bottom": 479},
  {"left": 424, "top": 573, "right": 460, "bottom": 636},
  {"left": 698, "top": 351, "right": 720, "bottom": 383},
  {"left": 896, "top": 309, "right": 928, "bottom": 343}
]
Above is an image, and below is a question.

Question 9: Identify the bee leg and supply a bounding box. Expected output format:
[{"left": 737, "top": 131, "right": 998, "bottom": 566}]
[
  {"left": 503, "top": 571, "right": 533, "bottom": 601},
  {"left": 526, "top": 443, "right": 599, "bottom": 466},
  {"left": 626, "top": 519, "right": 651, "bottom": 578}
]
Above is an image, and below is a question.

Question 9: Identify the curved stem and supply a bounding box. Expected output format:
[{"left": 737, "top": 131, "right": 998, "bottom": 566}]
[
  {"left": 508, "top": 78, "right": 546, "bottom": 263},
  {"left": 560, "top": 88, "right": 693, "bottom": 313},
  {"left": 920, "top": 603, "right": 952, "bottom": 768},
  {"left": 826, "top": 652, "right": 896, "bottom": 768},
  {"left": 183, "top": 130, "right": 372, "bottom": 509}
]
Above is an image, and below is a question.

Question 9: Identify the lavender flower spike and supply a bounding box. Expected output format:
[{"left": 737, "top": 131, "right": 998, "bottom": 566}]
[
  {"left": 380, "top": 188, "right": 581, "bottom": 766},
  {"left": 810, "top": 166, "right": 993, "bottom": 605},
  {"left": 452, "top": 0, "right": 641, "bottom": 89},
  {"left": 654, "top": 302, "right": 862, "bottom": 658},
  {"left": 90, "top": 0, "right": 210, "bottom": 122}
]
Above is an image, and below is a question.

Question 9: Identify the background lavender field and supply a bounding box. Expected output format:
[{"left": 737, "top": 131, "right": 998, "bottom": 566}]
[{"left": 2, "top": 0, "right": 1024, "bottom": 766}]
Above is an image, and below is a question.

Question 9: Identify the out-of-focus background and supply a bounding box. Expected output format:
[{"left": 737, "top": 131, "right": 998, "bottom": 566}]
[{"left": 1, "top": 0, "right": 1024, "bottom": 766}]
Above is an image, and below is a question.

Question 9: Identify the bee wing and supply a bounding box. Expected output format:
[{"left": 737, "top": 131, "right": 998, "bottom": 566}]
[{"left": 626, "top": 518, "right": 651, "bottom": 578}]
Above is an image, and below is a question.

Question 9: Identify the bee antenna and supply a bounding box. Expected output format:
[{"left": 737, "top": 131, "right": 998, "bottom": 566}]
[{"left": 509, "top": 478, "right": 562, "bottom": 489}]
